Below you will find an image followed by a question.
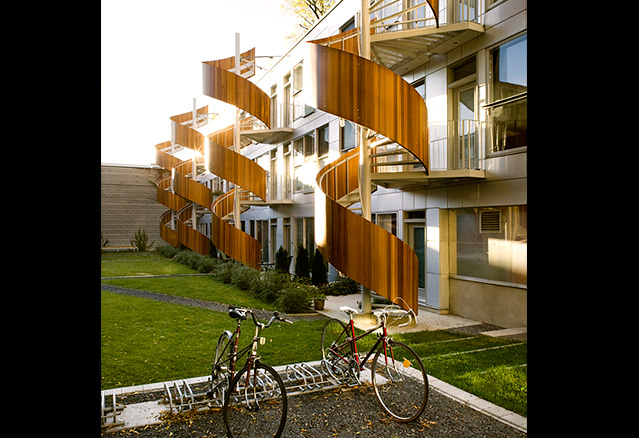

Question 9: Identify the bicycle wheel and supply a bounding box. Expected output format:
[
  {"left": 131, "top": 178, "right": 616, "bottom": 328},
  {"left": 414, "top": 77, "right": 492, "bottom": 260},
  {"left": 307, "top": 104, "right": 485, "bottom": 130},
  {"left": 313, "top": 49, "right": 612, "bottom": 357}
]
[
  {"left": 209, "top": 330, "right": 233, "bottom": 400},
  {"left": 321, "top": 318, "right": 350, "bottom": 381},
  {"left": 370, "top": 339, "right": 428, "bottom": 422},
  {"left": 223, "top": 362, "right": 287, "bottom": 438},
  {"left": 214, "top": 330, "right": 234, "bottom": 370}
]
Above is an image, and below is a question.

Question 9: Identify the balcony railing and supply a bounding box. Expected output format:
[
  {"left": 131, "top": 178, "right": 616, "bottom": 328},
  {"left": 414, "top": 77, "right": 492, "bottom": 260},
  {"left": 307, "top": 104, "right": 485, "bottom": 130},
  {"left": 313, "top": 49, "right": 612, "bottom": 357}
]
[
  {"left": 239, "top": 103, "right": 306, "bottom": 132},
  {"left": 370, "top": 0, "right": 484, "bottom": 34},
  {"left": 428, "top": 119, "right": 485, "bottom": 171},
  {"left": 370, "top": 120, "right": 487, "bottom": 173}
]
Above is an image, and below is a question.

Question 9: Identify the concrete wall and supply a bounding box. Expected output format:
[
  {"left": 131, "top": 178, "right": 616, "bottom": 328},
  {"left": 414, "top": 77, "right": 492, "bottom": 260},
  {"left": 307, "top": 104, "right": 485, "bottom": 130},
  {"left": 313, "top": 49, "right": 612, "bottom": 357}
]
[
  {"left": 101, "top": 164, "right": 169, "bottom": 248},
  {"left": 450, "top": 277, "right": 527, "bottom": 328}
]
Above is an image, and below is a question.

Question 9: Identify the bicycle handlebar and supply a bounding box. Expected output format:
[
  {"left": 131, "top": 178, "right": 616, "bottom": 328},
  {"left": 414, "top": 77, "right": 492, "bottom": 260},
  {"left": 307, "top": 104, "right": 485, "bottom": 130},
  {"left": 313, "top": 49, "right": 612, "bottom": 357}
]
[
  {"left": 229, "top": 306, "right": 293, "bottom": 329},
  {"left": 373, "top": 306, "right": 416, "bottom": 327}
]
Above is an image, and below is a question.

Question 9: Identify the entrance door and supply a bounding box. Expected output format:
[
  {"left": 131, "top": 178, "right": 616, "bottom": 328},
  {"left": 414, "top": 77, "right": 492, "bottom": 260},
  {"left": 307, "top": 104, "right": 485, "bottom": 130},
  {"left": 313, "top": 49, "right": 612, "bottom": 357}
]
[
  {"left": 453, "top": 83, "right": 477, "bottom": 169},
  {"left": 407, "top": 224, "right": 426, "bottom": 305}
]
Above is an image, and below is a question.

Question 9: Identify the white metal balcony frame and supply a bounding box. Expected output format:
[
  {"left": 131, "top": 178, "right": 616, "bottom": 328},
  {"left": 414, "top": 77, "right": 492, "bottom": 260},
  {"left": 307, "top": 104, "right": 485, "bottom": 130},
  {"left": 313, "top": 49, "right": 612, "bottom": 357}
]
[{"left": 368, "top": 0, "right": 486, "bottom": 73}]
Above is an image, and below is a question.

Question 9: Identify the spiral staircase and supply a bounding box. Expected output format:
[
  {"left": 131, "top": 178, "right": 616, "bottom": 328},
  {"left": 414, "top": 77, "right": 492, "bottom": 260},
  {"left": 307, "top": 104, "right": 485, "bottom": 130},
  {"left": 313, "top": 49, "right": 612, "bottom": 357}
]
[
  {"left": 308, "top": 1, "right": 440, "bottom": 313},
  {"left": 155, "top": 48, "right": 271, "bottom": 268}
]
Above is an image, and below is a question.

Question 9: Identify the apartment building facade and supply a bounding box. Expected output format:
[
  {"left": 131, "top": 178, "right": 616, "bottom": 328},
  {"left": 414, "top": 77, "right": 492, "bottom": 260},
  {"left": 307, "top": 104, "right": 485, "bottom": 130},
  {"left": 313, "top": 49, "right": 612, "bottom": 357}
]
[{"left": 155, "top": 0, "right": 527, "bottom": 328}]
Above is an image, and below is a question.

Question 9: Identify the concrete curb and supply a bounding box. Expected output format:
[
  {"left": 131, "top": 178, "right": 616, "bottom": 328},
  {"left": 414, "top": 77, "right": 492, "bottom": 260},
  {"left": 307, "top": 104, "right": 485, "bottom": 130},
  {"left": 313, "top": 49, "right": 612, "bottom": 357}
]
[{"left": 427, "top": 375, "right": 527, "bottom": 433}]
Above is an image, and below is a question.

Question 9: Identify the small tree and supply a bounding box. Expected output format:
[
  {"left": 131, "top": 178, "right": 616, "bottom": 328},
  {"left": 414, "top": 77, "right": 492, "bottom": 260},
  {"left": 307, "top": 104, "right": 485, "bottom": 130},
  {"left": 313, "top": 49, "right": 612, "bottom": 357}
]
[
  {"left": 294, "top": 244, "right": 310, "bottom": 280},
  {"left": 130, "top": 228, "right": 154, "bottom": 252},
  {"left": 101, "top": 233, "right": 109, "bottom": 248},
  {"left": 275, "top": 245, "right": 290, "bottom": 273},
  {"left": 311, "top": 248, "right": 328, "bottom": 286}
]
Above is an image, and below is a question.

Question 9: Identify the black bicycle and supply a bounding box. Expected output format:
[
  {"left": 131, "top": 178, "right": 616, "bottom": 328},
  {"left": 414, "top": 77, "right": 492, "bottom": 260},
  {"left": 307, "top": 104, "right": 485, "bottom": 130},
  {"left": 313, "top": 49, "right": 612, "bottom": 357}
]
[
  {"left": 321, "top": 303, "right": 428, "bottom": 422},
  {"left": 209, "top": 306, "right": 292, "bottom": 438}
]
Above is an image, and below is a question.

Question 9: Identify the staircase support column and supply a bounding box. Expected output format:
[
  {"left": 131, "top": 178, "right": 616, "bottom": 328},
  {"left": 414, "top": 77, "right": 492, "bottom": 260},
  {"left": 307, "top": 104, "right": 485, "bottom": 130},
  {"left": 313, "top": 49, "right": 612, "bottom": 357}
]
[
  {"left": 233, "top": 32, "right": 241, "bottom": 230},
  {"left": 359, "top": 0, "right": 372, "bottom": 315}
]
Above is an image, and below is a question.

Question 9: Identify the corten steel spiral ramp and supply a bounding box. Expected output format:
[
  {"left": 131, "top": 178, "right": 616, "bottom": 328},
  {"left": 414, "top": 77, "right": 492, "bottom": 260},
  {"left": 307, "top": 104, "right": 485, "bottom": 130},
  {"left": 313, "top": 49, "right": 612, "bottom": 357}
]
[
  {"left": 155, "top": 48, "right": 269, "bottom": 268},
  {"left": 309, "top": 1, "right": 438, "bottom": 313},
  {"left": 202, "top": 48, "right": 269, "bottom": 269},
  {"left": 155, "top": 106, "right": 215, "bottom": 255}
]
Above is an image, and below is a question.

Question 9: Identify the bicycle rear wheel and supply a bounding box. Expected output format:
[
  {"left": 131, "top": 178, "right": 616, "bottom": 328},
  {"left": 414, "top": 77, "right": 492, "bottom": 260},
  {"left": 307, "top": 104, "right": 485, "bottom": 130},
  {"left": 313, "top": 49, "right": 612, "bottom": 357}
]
[
  {"left": 370, "top": 340, "right": 428, "bottom": 422},
  {"left": 223, "top": 362, "right": 287, "bottom": 438}
]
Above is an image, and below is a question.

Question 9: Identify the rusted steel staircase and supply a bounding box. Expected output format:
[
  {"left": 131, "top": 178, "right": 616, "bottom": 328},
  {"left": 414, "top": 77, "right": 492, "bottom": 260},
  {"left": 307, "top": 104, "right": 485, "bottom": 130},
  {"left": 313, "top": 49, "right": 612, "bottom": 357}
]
[
  {"left": 155, "top": 106, "right": 213, "bottom": 255},
  {"left": 309, "top": 1, "right": 439, "bottom": 313},
  {"left": 202, "top": 48, "right": 269, "bottom": 269}
]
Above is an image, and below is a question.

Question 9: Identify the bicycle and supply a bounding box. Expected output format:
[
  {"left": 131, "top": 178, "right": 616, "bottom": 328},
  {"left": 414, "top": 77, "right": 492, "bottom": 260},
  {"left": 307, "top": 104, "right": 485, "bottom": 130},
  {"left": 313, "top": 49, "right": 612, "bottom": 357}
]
[
  {"left": 320, "top": 301, "right": 429, "bottom": 422},
  {"left": 209, "top": 306, "right": 292, "bottom": 438}
]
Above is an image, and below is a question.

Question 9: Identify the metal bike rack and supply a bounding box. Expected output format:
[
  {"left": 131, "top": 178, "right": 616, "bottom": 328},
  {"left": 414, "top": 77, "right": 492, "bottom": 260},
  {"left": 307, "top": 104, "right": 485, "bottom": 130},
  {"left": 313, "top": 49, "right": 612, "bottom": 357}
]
[
  {"left": 102, "top": 358, "right": 369, "bottom": 430},
  {"left": 160, "top": 360, "right": 347, "bottom": 415},
  {"left": 162, "top": 377, "right": 220, "bottom": 414},
  {"left": 101, "top": 389, "right": 124, "bottom": 429},
  {"left": 281, "top": 360, "right": 346, "bottom": 396}
]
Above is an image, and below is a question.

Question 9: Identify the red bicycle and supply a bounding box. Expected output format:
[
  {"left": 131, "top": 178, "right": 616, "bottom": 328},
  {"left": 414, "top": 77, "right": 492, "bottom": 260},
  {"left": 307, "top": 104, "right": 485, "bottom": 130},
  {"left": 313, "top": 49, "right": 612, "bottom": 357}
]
[{"left": 320, "top": 302, "right": 428, "bottom": 422}]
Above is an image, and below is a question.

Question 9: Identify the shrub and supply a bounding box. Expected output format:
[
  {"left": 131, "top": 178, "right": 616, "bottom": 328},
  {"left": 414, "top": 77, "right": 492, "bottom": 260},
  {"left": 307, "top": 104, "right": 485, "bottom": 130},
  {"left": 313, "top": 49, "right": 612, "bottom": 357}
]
[
  {"left": 294, "top": 244, "right": 310, "bottom": 280},
  {"left": 274, "top": 281, "right": 313, "bottom": 313},
  {"left": 195, "top": 256, "right": 217, "bottom": 273},
  {"left": 275, "top": 246, "right": 290, "bottom": 273},
  {"left": 311, "top": 248, "right": 328, "bottom": 286},
  {"left": 130, "top": 228, "right": 154, "bottom": 252},
  {"left": 256, "top": 270, "right": 290, "bottom": 303},
  {"left": 231, "top": 264, "right": 259, "bottom": 291},
  {"left": 157, "top": 245, "right": 180, "bottom": 259},
  {"left": 212, "top": 260, "right": 235, "bottom": 284},
  {"left": 174, "top": 249, "right": 197, "bottom": 268},
  {"left": 321, "top": 275, "right": 360, "bottom": 296}
]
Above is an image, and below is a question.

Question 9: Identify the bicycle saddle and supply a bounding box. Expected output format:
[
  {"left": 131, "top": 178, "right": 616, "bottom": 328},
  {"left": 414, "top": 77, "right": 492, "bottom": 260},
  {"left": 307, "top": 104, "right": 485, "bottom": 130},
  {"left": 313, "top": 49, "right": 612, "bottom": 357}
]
[
  {"left": 228, "top": 308, "right": 246, "bottom": 320},
  {"left": 340, "top": 306, "right": 359, "bottom": 315}
]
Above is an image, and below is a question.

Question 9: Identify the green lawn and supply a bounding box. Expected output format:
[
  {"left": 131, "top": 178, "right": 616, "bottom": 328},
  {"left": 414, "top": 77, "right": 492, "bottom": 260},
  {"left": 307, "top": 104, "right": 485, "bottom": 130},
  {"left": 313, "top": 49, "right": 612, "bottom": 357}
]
[
  {"left": 101, "top": 290, "right": 325, "bottom": 389},
  {"left": 101, "top": 252, "right": 197, "bottom": 277},
  {"left": 100, "top": 251, "right": 526, "bottom": 416}
]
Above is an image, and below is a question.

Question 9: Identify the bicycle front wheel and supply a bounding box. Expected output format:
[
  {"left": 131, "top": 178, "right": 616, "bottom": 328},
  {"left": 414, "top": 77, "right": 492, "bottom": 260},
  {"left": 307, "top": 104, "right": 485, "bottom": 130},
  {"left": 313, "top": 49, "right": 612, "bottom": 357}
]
[
  {"left": 223, "top": 362, "right": 287, "bottom": 438},
  {"left": 371, "top": 340, "right": 428, "bottom": 422},
  {"left": 321, "top": 318, "right": 350, "bottom": 381}
]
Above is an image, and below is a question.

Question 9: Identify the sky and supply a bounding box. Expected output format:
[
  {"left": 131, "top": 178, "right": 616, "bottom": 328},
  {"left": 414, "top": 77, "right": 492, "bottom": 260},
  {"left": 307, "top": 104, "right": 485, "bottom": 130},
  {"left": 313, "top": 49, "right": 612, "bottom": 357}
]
[{"left": 101, "top": 0, "right": 299, "bottom": 166}]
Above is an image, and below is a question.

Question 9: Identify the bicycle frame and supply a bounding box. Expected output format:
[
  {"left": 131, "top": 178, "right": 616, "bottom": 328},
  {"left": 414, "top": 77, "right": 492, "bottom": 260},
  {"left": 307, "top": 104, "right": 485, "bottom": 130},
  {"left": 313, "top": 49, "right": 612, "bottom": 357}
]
[
  {"left": 330, "top": 315, "right": 394, "bottom": 372},
  {"left": 215, "top": 317, "right": 264, "bottom": 381},
  {"left": 210, "top": 308, "right": 290, "bottom": 399}
]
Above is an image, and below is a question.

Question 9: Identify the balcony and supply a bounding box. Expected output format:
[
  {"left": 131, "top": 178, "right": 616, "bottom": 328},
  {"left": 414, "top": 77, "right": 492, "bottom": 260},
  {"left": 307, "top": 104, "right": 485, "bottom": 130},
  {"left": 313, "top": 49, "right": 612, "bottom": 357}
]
[
  {"left": 371, "top": 119, "right": 487, "bottom": 189},
  {"left": 369, "top": 0, "right": 486, "bottom": 73},
  {"left": 238, "top": 103, "right": 296, "bottom": 145}
]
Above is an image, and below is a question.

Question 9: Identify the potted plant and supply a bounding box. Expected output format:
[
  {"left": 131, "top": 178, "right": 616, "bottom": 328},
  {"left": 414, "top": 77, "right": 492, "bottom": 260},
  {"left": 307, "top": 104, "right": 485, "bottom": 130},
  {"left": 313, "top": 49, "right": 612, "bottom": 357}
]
[{"left": 313, "top": 289, "right": 327, "bottom": 310}]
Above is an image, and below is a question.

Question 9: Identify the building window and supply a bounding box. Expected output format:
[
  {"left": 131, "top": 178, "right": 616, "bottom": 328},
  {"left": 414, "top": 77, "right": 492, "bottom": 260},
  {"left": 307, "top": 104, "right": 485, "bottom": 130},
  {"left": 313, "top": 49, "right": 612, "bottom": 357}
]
[
  {"left": 293, "top": 132, "right": 315, "bottom": 193},
  {"left": 455, "top": 206, "right": 527, "bottom": 285},
  {"left": 411, "top": 77, "right": 425, "bottom": 99},
  {"left": 487, "top": 33, "right": 527, "bottom": 153},
  {"left": 294, "top": 217, "right": 315, "bottom": 255},
  {"left": 375, "top": 213, "right": 397, "bottom": 236},
  {"left": 341, "top": 119, "right": 356, "bottom": 151},
  {"left": 317, "top": 124, "right": 329, "bottom": 158},
  {"left": 283, "top": 73, "right": 291, "bottom": 126}
]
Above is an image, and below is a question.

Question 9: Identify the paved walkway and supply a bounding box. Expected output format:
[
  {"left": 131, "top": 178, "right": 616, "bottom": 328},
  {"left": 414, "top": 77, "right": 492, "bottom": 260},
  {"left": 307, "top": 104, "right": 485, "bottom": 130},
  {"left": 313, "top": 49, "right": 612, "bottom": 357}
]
[{"left": 317, "top": 293, "right": 527, "bottom": 340}]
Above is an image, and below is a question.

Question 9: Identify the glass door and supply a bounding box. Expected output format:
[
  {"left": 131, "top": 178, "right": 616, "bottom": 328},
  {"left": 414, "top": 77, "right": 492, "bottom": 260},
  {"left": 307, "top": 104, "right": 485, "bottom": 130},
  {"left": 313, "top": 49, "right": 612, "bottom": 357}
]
[
  {"left": 407, "top": 224, "right": 426, "bottom": 305},
  {"left": 453, "top": 83, "right": 477, "bottom": 169}
]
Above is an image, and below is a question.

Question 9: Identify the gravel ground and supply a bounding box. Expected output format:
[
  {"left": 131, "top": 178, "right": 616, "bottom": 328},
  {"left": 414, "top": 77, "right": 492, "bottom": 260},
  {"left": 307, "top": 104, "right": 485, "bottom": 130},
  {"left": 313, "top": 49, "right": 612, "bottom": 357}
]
[{"left": 102, "top": 383, "right": 525, "bottom": 437}]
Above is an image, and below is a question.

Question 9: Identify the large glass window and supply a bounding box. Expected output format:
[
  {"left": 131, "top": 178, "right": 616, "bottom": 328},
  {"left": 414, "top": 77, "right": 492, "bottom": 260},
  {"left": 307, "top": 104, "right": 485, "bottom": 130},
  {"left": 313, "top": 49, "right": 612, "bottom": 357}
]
[
  {"left": 317, "top": 124, "right": 329, "bottom": 158},
  {"left": 341, "top": 120, "right": 356, "bottom": 151},
  {"left": 293, "top": 132, "right": 315, "bottom": 193},
  {"left": 455, "top": 206, "right": 527, "bottom": 285},
  {"left": 487, "top": 34, "right": 527, "bottom": 153},
  {"left": 375, "top": 213, "right": 397, "bottom": 236}
]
